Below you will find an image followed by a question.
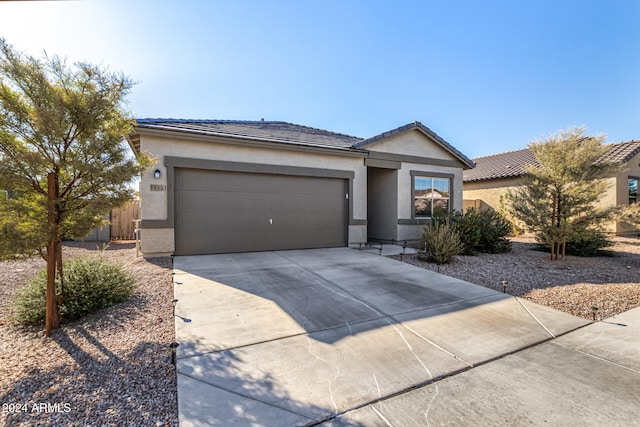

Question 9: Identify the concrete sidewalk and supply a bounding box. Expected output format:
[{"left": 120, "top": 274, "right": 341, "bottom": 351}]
[
  {"left": 171, "top": 248, "right": 635, "bottom": 426},
  {"left": 329, "top": 307, "right": 640, "bottom": 426}
]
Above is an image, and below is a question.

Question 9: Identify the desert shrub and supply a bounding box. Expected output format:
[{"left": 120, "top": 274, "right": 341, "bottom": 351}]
[
  {"left": 417, "top": 220, "right": 463, "bottom": 265},
  {"left": 448, "top": 211, "right": 481, "bottom": 255},
  {"left": 449, "top": 208, "right": 512, "bottom": 255},
  {"left": 13, "top": 256, "right": 136, "bottom": 325},
  {"left": 13, "top": 271, "right": 47, "bottom": 325},
  {"left": 537, "top": 230, "right": 613, "bottom": 257}
]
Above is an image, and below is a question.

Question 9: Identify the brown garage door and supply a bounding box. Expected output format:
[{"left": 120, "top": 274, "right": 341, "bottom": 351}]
[{"left": 174, "top": 168, "right": 348, "bottom": 255}]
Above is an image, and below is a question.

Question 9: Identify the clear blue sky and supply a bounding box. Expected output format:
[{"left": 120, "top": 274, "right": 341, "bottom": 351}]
[{"left": 1, "top": 0, "right": 639, "bottom": 158}]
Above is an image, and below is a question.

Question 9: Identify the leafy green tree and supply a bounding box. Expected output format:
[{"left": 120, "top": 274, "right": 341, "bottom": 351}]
[
  {"left": 508, "top": 127, "right": 618, "bottom": 260},
  {"left": 0, "top": 38, "right": 150, "bottom": 333}
]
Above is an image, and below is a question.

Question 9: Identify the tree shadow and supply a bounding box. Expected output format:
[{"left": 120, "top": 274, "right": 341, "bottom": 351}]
[
  {"left": 0, "top": 329, "right": 177, "bottom": 426},
  {"left": 176, "top": 339, "right": 366, "bottom": 427}
]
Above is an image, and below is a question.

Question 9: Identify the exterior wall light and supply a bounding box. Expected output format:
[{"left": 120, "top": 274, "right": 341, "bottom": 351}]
[{"left": 154, "top": 169, "right": 161, "bottom": 179}]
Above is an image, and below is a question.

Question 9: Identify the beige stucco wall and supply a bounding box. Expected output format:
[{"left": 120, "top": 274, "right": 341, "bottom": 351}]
[
  {"left": 367, "top": 129, "right": 458, "bottom": 160},
  {"left": 463, "top": 178, "right": 525, "bottom": 213},
  {"left": 613, "top": 151, "right": 640, "bottom": 234},
  {"left": 141, "top": 228, "right": 175, "bottom": 257},
  {"left": 139, "top": 134, "right": 367, "bottom": 255},
  {"left": 348, "top": 225, "right": 367, "bottom": 245}
]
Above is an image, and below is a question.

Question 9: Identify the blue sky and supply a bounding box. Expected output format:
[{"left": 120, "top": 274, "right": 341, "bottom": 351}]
[{"left": 1, "top": 0, "right": 638, "bottom": 158}]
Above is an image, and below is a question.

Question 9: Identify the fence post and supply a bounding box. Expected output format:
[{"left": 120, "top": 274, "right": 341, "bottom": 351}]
[{"left": 133, "top": 219, "right": 142, "bottom": 257}]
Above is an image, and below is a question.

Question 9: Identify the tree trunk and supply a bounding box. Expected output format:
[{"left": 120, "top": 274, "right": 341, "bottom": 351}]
[
  {"left": 45, "top": 173, "right": 60, "bottom": 336},
  {"left": 56, "top": 239, "right": 63, "bottom": 306},
  {"left": 55, "top": 165, "right": 64, "bottom": 308}
]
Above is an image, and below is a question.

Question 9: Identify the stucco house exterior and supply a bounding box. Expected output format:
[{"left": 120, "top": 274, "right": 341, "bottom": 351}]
[
  {"left": 126, "top": 119, "right": 475, "bottom": 257},
  {"left": 463, "top": 140, "right": 640, "bottom": 234}
]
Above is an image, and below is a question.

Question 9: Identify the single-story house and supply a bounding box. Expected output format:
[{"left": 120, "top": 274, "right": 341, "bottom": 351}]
[
  {"left": 126, "top": 119, "right": 475, "bottom": 257},
  {"left": 463, "top": 140, "right": 640, "bottom": 234}
]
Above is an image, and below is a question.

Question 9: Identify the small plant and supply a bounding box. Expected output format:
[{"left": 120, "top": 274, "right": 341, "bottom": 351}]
[
  {"left": 417, "top": 220, "right": 463, "bottom": 265},
  {"left": 13, "top": 256, "right": 136, "bottom": 325}
]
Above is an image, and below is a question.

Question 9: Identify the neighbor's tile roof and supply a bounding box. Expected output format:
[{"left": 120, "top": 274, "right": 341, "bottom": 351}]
[
  {"left": 463, "top": 148, "right": 538, "bottom": 182},
  {"left": 600, "top": 140, "right": 640, "bottom": 164},
  {"left": 464, "top": 140, "right": 640, "bottom": 183},
  {"left": 135, "top": 119, "right": 363, "bottom": 151}
]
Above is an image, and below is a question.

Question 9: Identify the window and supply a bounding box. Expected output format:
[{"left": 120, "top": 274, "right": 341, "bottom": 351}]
[
  {"left": 414, "top": 176, "right": 450, "bottom": 217},
  {"left": 630, "top": 177, "right": 639, "bottom": 205}
]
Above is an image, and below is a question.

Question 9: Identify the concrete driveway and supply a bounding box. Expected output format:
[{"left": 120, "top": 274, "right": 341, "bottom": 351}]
[{"left": 172, "top": 248, "right": 637, "bottom": 426}]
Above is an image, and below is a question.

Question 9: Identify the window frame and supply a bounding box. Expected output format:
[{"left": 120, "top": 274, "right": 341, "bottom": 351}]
[
  {"left": 629, "top": 176, "right": 639, "bottom": 205},
  {"left": 410, "top": 171, "right": 454, "bottom": 219}
]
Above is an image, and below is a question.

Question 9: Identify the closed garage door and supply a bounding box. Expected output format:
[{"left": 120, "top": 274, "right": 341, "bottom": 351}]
[{"left": 174, "top": 168, "right": 348, "bottom": 255}]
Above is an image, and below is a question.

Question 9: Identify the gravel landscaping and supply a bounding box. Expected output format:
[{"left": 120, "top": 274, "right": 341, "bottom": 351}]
[
  {"left": 0, "top": 242, "right": 178, "bottom": 427},
  {"left": 392, "top": 235, "right": 640, "bottom": 320}
]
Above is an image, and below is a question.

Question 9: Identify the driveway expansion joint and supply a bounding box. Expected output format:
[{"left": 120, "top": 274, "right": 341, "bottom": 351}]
[
  {"left": 515, "top": 296, "right": 556, "bottom": 338},
  {"left": 550, "top": 341, "right": 640, "bottom": 375}
]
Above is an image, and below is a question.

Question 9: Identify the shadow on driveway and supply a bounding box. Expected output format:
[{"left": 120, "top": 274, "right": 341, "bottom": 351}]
[{"left": 173, "top": 247, "right": 589, "bottom": 426}]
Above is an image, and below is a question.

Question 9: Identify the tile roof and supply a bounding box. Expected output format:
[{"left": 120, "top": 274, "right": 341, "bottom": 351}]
[
  {"left": 135, "top": 119, "right": 362, "bottom": 151},
  {"left": 463, "top": 148, "right": 538, "bottom": 182},
  {"left": 134, "top": 119, "right": 476, "bottom": 169},
  {"left": 600, "top": 140, "right": 640, "bottom": 164},
  {"left": 464, "top": 140, "right": 640, "bottom": 183},
  {"left": 355, "top": 121, "right": 475, "bottom": 169}
]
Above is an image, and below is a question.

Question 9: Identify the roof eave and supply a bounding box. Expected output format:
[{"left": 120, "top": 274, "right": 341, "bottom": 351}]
[
  {"left": 126, "top": 133, "right": 140, "bottom": 154},
  {"left": 463, "top": 172, "right": 527, "bottom": 183},
  {"left": 132, "top": 125, "right": 368, "bottom": 157}
]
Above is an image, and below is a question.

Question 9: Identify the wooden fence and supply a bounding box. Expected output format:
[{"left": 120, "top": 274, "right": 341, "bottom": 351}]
[{"left": 110, "top": 201, "right": 140, "bottom": 240}]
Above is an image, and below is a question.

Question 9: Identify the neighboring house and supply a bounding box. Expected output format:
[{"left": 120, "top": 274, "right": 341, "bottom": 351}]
[
  {"left": 463, "top": 140, "right": 640, "bottom": 234},
  {"left": 126, "top": 119, "right": 475, "bottom": 257}
]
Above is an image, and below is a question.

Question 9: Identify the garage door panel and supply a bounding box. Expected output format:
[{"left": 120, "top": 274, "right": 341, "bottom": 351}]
[
  {"left": 177, "top": 213, "right": 269, "bottom": 235},
  {"left": 175, "top": 169, "right": 347, "bottom": 255}
]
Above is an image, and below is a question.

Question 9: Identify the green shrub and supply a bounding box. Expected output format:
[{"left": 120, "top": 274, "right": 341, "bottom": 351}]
[
  {"left": 13, "top": 270, "right": 47, "bottom": 325},
  {"left": 13, "top": 256, "right": 136, "bottom": 325},
  {"left": 565, "top": 236, "right": 612, "bottom": 257},
  {"left": 450, "top": 208, "right": 512, "bottom": 255},
  {"left": 537, "top": 230, "right": 613, "bottom": 257},
  {"left": 417, "top": 220, "right": 463, "bottom": 265}
]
